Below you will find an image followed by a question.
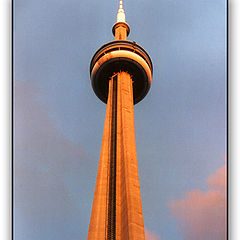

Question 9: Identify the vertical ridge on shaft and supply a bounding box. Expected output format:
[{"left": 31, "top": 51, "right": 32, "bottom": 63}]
[{"left": 107, "top": 75, "right": 118, "bottom": 240}]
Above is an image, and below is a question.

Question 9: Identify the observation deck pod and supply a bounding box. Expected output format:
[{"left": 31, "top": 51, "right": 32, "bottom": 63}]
[{"left": 90, "top": 40, "right": 153, "bottom": 104}]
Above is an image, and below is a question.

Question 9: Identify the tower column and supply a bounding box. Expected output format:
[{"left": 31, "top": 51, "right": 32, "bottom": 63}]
[
  {"left": 87, "top": 71, "right": 145, "bottom": 240},
  {"left": 116, "top": 71, "right": 145, "bottom": 240},
  {"left": 87, "top": 78, "right": 114, "bottom": 240}
]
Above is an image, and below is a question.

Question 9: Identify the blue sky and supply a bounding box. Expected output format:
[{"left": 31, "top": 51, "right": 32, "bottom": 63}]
[{"left": 14, "top": 0, "right": 227, "bottom": 239}]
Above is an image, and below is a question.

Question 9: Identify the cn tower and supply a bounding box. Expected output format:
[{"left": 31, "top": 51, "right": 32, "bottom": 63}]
[{"left": 88, "top": 1, "right": 153, "bottom": 239}]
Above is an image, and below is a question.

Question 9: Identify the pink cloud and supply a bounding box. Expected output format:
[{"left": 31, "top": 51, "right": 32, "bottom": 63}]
[
  {"left": 207, "top": 165, "right": 226, "bottom": 190},
  {"left": 145, "top": 228, "right": 161, "bottom": 240},
  {"left": 169, "top": 164, "right": 227, "bottom": 240},
  {"left": 14, "top": 81, "right": 90, "bottom": 225}
]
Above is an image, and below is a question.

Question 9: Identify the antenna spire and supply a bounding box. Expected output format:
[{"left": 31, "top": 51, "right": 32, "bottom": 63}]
[
  {"left": 119, "top": 0, "right": 123, "bottom": 9},
  {"left": 117, "top": 0, "right": 126, "bottom": 23}
]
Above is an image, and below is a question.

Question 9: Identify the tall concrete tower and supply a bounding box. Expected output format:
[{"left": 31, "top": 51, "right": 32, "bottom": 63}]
[{"left": 88, "top": 1, "right": 152, "bottom": 239}]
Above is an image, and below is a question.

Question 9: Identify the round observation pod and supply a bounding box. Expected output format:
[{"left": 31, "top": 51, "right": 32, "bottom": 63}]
[{"left": 90, "top": 40, "right": 153, "bottom": 104}]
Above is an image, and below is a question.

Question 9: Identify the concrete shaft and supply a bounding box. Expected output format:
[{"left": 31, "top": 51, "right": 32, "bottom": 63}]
[
  {"left": 87, "top": 71, "right": 145, "bottom": 240},
  {"left": 113, "top": 22, "right": 129, "bottom": 40},
  {"left": 114, "top": 24, "right": 128, "bottom": 40}
]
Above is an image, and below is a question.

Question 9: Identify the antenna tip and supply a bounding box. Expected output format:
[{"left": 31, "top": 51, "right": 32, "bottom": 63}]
[{"left": 117, "top": 0, "right": 126, "bottom": 22}]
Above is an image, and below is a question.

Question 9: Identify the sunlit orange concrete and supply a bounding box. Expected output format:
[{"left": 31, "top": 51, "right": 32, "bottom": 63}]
[{"left": 87, "top": 71, "right": 145, "bottom": 240}]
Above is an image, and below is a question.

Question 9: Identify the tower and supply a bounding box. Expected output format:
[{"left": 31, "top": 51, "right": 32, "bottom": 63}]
[{"left": 88, "top": 1, "right": 153, "bottom": 239}]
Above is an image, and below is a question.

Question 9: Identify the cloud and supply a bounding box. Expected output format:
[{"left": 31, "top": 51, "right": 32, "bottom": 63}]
[
  {"left": 145, "top": 229, "right": 161, "bottom": 240},
  {"left": 207, "top": 165, "right": 226, "bottom": 190},
  {"left": 169, "top": 164, "right": 227, "bottom": 240},
  {"left": 14, "top": 82, "right": 93, "bottom": 239}
]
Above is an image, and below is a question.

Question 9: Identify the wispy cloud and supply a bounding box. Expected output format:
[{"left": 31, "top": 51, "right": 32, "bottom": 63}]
[
  {"left": 14, "top": 81, "right": 92, "bottom": 239},
  {"left": 169, "top": 164, "right": 227, "bottom": 240}
]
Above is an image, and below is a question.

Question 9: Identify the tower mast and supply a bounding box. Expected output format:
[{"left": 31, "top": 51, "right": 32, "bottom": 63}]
[
  {"left": 117, "top": 0, "right": 125, "bottom": 23},
  {"left": 113, "top": 0, "right": 130, "bottom": 40},
  {"left": 87, "top": 1, "right": 153, "bottom": 239}
]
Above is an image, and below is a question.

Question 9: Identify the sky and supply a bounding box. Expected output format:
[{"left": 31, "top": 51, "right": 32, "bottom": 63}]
[{"left": 14, "top": 0, "right": 227, "bottom": 240}]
